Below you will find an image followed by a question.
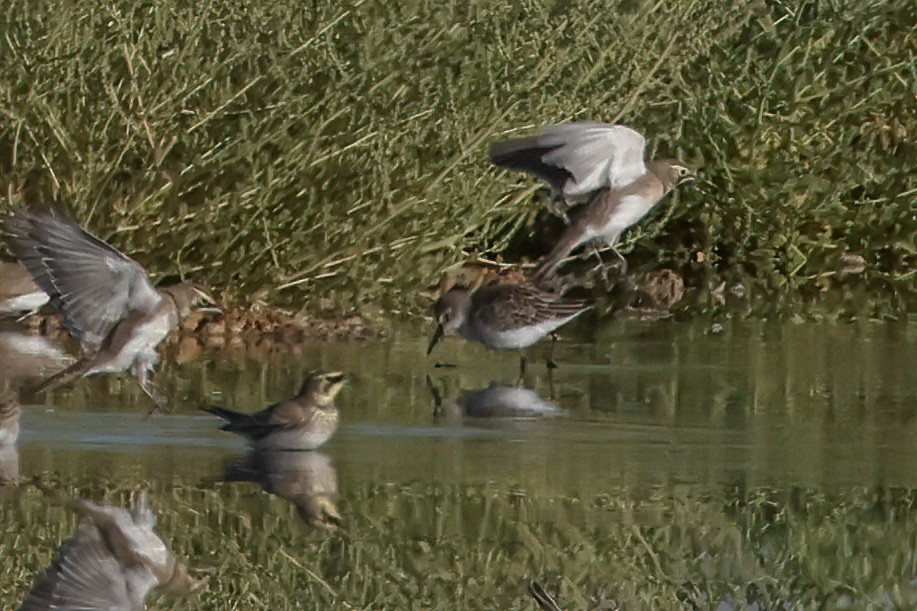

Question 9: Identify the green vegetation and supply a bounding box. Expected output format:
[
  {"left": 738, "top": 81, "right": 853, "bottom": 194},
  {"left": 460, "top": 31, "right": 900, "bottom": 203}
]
[
  {"left": 1, "top": 479, "right": 914, "bottom": 609},
  {"left": 0, "top": 0, "right": 913, "bottom": 318}
]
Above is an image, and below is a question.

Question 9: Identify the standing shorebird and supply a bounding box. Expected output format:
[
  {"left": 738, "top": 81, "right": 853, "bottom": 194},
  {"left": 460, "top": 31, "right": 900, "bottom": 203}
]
[
  {"left": 202, "top": 371, "right": 347, "bottom": 450},
  {"left": 489, "top": 122, "right": 694, "bottom": 279},
  {"left": 19, "top": 484, "right": 205, "bottom": 610},
  {"left": 3, "top": 208, "right": 219, "bottom": 406},
  {"left": 426, "top": 281, "right": 590, "bottom": 375}
]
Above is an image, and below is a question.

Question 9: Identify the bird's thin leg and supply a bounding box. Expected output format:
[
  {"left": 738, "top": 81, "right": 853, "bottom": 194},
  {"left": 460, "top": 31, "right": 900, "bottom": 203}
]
[
  {"left": 546, "top": 333, "right": 558, "bottom": 370},
  {"left": 590, "top": 245, "right": 611, "bottom": 283},
  {"left": 516, "top": 355, "right": 527, "bottom": 385},
  {"left": 426, "top": 375, "right": 444, "bottom": 418},
  {"left": 139, "top": 378, "right": 169, "bottom": 416},
  {"left": 611, "top": 245, "right": 628, "bottom": 276}
]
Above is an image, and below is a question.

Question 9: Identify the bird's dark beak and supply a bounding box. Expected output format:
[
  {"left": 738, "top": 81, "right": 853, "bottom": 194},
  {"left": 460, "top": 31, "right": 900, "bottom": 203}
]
[
  {"left": 326, "top": 372, "right": 348, "bottom": 387},
  {"left": 426, "top": 323, "right": 444, "bottom": 356},
  {"left": 193, "top": 287, "right": 223, "bottom": 315}
]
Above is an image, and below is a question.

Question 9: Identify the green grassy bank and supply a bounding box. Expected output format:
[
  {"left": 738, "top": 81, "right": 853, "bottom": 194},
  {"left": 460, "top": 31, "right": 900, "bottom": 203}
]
[
  {"left": 0, "top": 0, "right": 913, "bottom": 319},
  {"left": 2, "top": 480, "right": 915, "bottom": 609}
]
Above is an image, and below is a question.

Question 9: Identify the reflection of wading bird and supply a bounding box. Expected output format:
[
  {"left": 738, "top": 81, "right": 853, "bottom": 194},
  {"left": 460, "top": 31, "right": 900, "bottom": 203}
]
[
  {"left": 222, "top": 450, "right": 341, "bottom": 528},
  {"left": 20, "top": 484, "right": 205, "bottom": 610},
  {"left": 3, "top": 209, "right": 219, "bottom": 407},
  {"left": 202, "top": 371, "right": 347, "bottom": 450},
  {"left": 430, "top": 380, "right": 563, "bottom": 420},
  {"left": 427, "top": 282, "right": 590, "bottom": 375},
  {"left": 489, "top": 122, "right": 694, "bottom": 280}
]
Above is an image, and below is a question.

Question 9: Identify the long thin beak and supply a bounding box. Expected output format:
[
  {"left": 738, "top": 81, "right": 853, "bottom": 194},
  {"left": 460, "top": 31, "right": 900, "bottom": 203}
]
[
  {"left": 426, "top": 324, "right": 444, "bottom": 356},
  {"left": 198, "top": 306, "right": 223, "bottom": 316}
]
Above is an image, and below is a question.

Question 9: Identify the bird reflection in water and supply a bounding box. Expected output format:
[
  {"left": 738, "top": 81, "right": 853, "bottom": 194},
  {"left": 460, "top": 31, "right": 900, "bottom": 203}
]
[
  {"left": 222, "top": 450, "right": 341, "bottom": 529},
  {"left": 428, "top": 377, "right": 564, "bottom": 420},
  {"left": 19, "top": 483, "right": 206, "bottom": 610}
]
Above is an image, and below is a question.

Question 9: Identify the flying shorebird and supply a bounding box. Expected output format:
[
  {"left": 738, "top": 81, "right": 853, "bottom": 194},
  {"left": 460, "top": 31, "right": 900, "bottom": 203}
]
[
  {"left": 426, "top": 281, "right": 590, "bottom": 375},
  {"left": 19, "top": 484, "right": 205, "bottom": 610},
  {"left": 0, "top": 260, "right": 48, "bottom": 315},
  {"left": 489, "top": 122, "right": 694, "bottom": 280},
  {"left": 202, "top": 371, "right": 347, "bottom": 450},
  {"left": 2, "top": 208, "right": 219, "bottom": 406}
]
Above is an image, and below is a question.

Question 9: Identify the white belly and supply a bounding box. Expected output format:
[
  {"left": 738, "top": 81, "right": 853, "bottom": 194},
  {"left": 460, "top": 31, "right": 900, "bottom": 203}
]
[
  {"left": 0, "top": 291, "right": 49, "bottom": 313},
  {"left": 93, "top": 314, "right": 173, "bottom": 373},
  {"left": 466, "top": 311, "right": 584, "bottom": 349},
  {"left": 599, "top": 193, "right": 659, "bottom": 243}
]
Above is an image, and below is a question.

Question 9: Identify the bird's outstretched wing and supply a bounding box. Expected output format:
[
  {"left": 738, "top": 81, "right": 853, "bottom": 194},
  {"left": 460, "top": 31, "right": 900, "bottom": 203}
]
[
  {"left": 4, "top": 208, "right": 161, "bottom": 351},
  {"left": 19, "top": 522, "right": 144, "bottom": 610},
  {"left": 490, "top": 122, "right": 647, "bottom": 198}
]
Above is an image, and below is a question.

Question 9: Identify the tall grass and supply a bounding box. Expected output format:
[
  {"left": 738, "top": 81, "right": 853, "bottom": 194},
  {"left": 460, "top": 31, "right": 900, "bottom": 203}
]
[
  {"left": 0, "top": 0, "right": 912, "bottom": 317},
  {"left": 1, "top": 479, "right": 914, "bottom": 608}
]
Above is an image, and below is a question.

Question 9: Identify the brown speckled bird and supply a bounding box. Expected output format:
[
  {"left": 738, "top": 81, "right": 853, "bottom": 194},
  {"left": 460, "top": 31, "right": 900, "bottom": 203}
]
[{"left": 427, "top": 282, "right": 589, "bottom": 354}]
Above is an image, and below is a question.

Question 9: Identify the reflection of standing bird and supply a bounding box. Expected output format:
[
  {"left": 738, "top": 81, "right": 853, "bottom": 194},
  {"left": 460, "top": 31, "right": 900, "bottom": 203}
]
[
  {"left": 223, "top": 450, "right": 341, "bottom": 528},
  {"left": 203, "top": 372, "right": 347, "bottom": 450},
  {"left": 20, "top": 485, "right": 205, "bottom": 610},
  {"left": 0, "top": 399, "right": 20, "bottom": 488},
  {"left": 3, "top": 209, "right": 219, "bottom": 405},
  {"left": 432, "top": 382, "right": 563, "bottom": 420},
  {"left": 428, "top": 282, "right": 589, "bottom": 353},
  {"left": 0, "top": 260, "right": 48, "bottom": 315},
  {"left": 489, "top": 122, "right": 693, "bottom": 279}
]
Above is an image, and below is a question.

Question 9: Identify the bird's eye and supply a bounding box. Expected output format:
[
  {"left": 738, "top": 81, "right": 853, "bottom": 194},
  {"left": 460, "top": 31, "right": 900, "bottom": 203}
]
[{"left": 678, "top": 167, "right": 688, "bottom": 176}]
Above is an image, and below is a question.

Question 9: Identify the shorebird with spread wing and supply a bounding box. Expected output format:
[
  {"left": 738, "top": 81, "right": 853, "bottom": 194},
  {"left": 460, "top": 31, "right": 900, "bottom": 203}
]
[
  {"left": 3, "top": 208, "right": 219, "bottom": 407},
  {"left": 490, "top": 122, "right": 694, "bottom": 280}
]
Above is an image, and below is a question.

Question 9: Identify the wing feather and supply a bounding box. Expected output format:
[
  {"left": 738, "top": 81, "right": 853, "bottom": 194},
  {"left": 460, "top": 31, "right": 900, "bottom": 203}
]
[
  {"left": 3, "top": 209, "right": 161, "bottom": 351},
  {"left": 490, "top": 122, "right": 647, "bottom": 197}
]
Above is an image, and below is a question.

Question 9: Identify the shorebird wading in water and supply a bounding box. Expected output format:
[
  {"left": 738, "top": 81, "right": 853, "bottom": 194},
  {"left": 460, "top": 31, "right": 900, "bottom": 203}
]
[
  {"left": 489, "top": 121, "right": 694, "bottom": 280},
  {"left": 203, "top": 371, "right": 348, "bottom": 451},
  {"left": 427, "top": 281, "right": 590, "bottom": 375}
]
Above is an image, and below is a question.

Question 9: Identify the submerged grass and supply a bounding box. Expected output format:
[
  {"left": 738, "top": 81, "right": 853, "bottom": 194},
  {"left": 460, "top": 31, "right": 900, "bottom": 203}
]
[
  {"left": 0, "top": 0, "right": 913, "bottom": 318},
  {"left": 1, "top": 479, "right": 914, "bottom": 608}
]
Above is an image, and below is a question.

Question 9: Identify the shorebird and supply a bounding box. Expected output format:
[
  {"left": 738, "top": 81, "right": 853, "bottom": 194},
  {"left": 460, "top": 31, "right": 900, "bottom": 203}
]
[
  {"left": 0, "top": 260, "right": 48, "bottom": 315},
  {"left": 222, "top": 449, "right": 341, "bottom": 528},
  {"left": 426, "top": 281, "right": 590, "bottom": 375},
  {"left": 0, "top": 398, "right": 20, "bottom": 488},
  {"left": 489, "top": 122, "right": 694, "bottom": 279},
  {"left": 3, "top": 208, "right": 219, "bottom": 406},
  {"left": 202, "top": 371, "right": 347, "bottom": 450},
  {"left": 20, "top": 484, "right": 205, "bottom": 610}
]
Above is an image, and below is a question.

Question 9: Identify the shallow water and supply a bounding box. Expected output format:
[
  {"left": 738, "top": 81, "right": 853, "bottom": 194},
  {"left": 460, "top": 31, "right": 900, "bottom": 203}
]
[{"left": 1, "top": 320, "right": 915, "bottom": 608}]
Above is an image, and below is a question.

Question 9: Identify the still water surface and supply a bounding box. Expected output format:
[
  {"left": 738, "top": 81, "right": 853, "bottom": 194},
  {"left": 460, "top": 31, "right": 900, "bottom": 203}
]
[{"left": 1, "top": 320, "right": 914, "bottom": 608}]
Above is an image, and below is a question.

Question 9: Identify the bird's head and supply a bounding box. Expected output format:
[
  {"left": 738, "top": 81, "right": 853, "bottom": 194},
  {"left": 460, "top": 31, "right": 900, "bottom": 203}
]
[
  {"left": 299, "top": 371, "right": 348, "bottom": 407},
  {"left": 427, "top": 287, "right": 472, "bottom": 355},
  {"left": 650, "top": 159, "right": 695, "bottom": 192}
]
